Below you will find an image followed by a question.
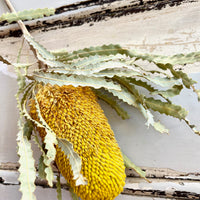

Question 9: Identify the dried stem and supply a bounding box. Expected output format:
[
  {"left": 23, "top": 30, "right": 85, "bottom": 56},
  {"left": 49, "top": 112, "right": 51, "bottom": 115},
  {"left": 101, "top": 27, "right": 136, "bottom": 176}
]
[
  {"left": 4, "top": 0, "right": 45, "bottom": 69},
  {"left": 4, "top": 0, "right": 30, "bottom": 36}
]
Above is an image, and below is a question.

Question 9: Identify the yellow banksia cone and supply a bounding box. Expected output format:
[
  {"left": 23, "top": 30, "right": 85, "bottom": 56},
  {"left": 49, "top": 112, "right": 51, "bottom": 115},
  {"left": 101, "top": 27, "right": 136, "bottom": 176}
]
[{"left": 29, "top": 84, "right": 126, "bottom": 200}]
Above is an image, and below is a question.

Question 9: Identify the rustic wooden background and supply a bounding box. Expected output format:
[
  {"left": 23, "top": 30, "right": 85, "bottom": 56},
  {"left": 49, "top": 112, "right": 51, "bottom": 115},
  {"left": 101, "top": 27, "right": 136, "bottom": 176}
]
[{"left": 0, "top": 0, "right": 200, "bottom": 199}]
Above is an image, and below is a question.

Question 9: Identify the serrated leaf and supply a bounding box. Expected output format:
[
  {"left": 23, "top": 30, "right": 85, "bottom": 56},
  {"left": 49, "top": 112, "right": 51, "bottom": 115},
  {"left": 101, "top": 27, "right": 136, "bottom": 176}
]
[
  {"left": 34, "top": 135, "right": 54, "bottom": 186},
  {"left": 20, "top": 82, "right": 35, "bottom": 109},
  {"left": 72, "top": 54, "right": 126, "bottom": 67},
  {"left": 128, "top": 77, "right": 171, "bottom": 101},
  {"left": 54, "top": 44, "right": 200, "bottom": 65},
  {"left": 56, "top": 175, "right": 62, "bottom": 200},
  {"left": 195, "top": 89, "right": 200, "bottom": 101},
  {"left": 127, "top": 77, "right": 155, "bottom": 92},
  {"left": 108, "top": 87, "right": 137, "bottom": 107},
  {"left": 44, "top": 60, "right": 139, "bottom": 76},
  {"left": 94, "top": 68, "right": 180, "bottom": 90},
  {"left": 137, "top": 103, "right": 169, "bottom": 133},
  {"left": 32, "top": 71, "right": 121, "bottom": 91},
  {"left": 144, "top": 97, "right": 188, "bottom": 120},
  {"left": 126, "top": 62, "right": 170, "bottom": 77},
  {"left": 137, "top": 104, "right": 153, "bottom": 127},
  {"left": 16, "top": 68, "right": 26, "bottom": 94},
  {"left": 15, "top": 68, "right": 32, "bottom": 116},
  {"left": 0, "top": 8, "right": 55, "bottom": 23},
  {"left": 57, "top": 138, "right": 87, "bottom": 186},
  {"left": 23, "top": 119, "right": 33, "bottom": 140},
  {"left": 113, "top": 76, "right": 144, "bottom": 103},
  {"left": 23, "top": 99, "right": 44, "bottom": 129},
  {"left": 152, "top": 51, "right": 200, "bottom": 65},
  {"left": 24, "top": 34, "right": 55, "bottom": 60},
  {"left": 128, "top": 49, "right": 200, "bottom": 65},
  {"left": 113, "top": 77, "right": 169, "bottom": 133},
  {"left": 53, "top": 44, "right": 133, "bottom": 62},
  {"left": 93, "top": 68, "right": 141, "bottom": 78},
  {"left": 44, "top": 165, "right": 54, "bottom": 187},
  {"left": 38, "top": 155, "right": 46, "bottom": 179},
  {"left": 127, "top": 77, "right": 171, "bottom": 102},
  {"left": 45, "top": 53, "right": 125, "bottom": 67},
  {"left": 46, "top": 67, "right": 140, "bottom": 79},
  {"left": 122, "top": 152, "right": 150, "bottom": 182},
  {"left": 23, "top": 95, "right": 57, "bottom": 186},
  {"left": 16, "top": 69, "right": 36, "bottom": 200},
  {"left": 144, "top": 75, "right": 181, "bottom": 88},
  {"left": 151, "top": 85, "right": 183, "bottom": 98},
  {"left": 94, "top": 89, "right": 129, "bottom": 119},
  {"left": 184, "top": 118, "right": 200, "bottom": 136},
  {"left": 43, "top": 133, "right": 57, "bottom": 166},
  {"left": 17, "top": 125, "right": 36, "bottom": 200},
  {"left": 153, "top": 121, "right": 169, "bottom": 134},
  {"left": 156, "top": 63, "right": 196, "bottom": 88},
  {"left": 32, "top": 88, "right": 57, "bottom": 186},
  {"left": 37, "top": 50, "right": 139, "bottom": 77}
]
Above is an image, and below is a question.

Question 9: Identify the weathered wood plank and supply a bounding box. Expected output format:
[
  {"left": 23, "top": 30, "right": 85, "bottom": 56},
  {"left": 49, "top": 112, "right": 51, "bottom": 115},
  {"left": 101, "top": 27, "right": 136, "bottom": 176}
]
[
  {"left": 1, "top": 162, "right": 200, "bottom": 181},
  {"left": 0, "top": 184, "right": 165, "bottom": 200},
  {"left": 1, "top": 164, "right": 200, "bottom": 199},
  {"left": 0, "top": 184, "right": 73, "bottom": 200},
  {"left": 0, "top": 1, "right": 199, "bottom": 73},
  {"left": 0, "top": 0, "right": 194, "bottom": 38}
]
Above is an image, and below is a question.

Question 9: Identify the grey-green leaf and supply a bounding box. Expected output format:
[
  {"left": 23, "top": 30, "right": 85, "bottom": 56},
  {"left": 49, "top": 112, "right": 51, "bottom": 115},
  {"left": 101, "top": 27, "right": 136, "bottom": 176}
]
[
  {"left": 151, "top": 85, "right": 183, "bottom": 98},
  {"left": 53, "top": 44, "right": 133, "bottom": 62},
  {"left": 137, "top": 103, "right": 169, "bottom": 134},
  {"left": 122, "top": 152, "right": 149, "bottom": 182},
  {"left": 0, "top": 8, "right": 55, "bottom": 23},
  {"left": 24, "top": 34, "right": 55, "bottom": 60},
  {"left": 17, "top": 127, "right": 36, "bottom": 200},
  {"left": 38, "top": 155, "right": 46, "bottom": 179},
  {"left": 32, "top": 71, "right": 122, "bottom": 91},
  {"left": 23, "top": 119, "right": 33, "bottom": 140},
  {"left": 57, "top": 138, "right": 87, "bottom": 186},
  {"left": 156, "top": 63, "right": 196, "bottom": 88},
  {"left": 94, "top": 89, "right": 129, "bottom": 119},
  {"left": 196, "top": 89, "right": 200, "bottom": 101},
  {"left": 184, "top": 118, "right": 200, "bottom": 136},
  {"left": 153, "top": 121, "right": 169, "bottom": 134},
  {"left": 54, "top": 44, "right": 200, "bottom": 65},
  {"left": 144, "top": 97, "right": 188, "bottom": 120},
  {"left": 34, "top": 135, "right": 54, "bottom": 187},
  {"left": 107, "top": 87, "right": 137, "bottom": 107},
  {"left": 44, "top": 60, "right": 139, "bottom": 76},
  {"left": 32, "top": 88, "right": 57, "bottom": 186}
]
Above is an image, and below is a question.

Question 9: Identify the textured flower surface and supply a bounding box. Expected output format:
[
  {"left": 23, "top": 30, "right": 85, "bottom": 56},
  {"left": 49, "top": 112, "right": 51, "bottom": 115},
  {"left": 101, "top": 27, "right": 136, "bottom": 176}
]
[{"left": 30, "top": 84, "right": 126, "bottom": 200}]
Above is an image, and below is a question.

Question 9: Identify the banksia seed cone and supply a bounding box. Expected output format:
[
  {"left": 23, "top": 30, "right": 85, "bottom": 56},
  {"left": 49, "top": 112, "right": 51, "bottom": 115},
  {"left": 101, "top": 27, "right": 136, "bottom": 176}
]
[{"left": 29, "top": 84, "right": 126, "bottom": 200}]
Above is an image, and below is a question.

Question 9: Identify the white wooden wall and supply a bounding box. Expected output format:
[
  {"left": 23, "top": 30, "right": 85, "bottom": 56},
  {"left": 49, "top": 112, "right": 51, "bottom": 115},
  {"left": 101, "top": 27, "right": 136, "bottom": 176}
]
[{"left": 0, "top": 0, "right": 200, "bottom": 199}]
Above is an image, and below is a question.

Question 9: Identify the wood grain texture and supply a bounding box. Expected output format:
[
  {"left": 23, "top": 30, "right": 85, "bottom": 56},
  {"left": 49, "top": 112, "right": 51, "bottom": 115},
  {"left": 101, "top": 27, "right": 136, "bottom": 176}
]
[
  {"left": 0, "top": 0, "right": 194, "bottom": 38},
  {"left": 1, "top": 162, "right": 200, "bottom": 199},
  {"left": 0, "top": 1, "right": 199, "bottom": 73}
]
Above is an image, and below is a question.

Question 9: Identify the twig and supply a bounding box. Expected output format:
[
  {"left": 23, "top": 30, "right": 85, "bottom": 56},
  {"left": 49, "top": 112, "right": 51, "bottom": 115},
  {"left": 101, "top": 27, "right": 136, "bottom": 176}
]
[
  {"left": 4, "top": 0, "right": 45, "bottom": 69},
  {"left": 17, "top": 38, "right": 25, "bottom": 63},
  {"left": 4, "top": 0, "right": 30, "bottom": 36}
]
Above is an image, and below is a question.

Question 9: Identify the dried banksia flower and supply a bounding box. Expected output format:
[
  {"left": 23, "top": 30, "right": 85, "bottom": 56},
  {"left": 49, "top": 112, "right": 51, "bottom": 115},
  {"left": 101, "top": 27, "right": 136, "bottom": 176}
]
[{"left": 29, "top": 84, "right": 126, "bottom": 200}]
